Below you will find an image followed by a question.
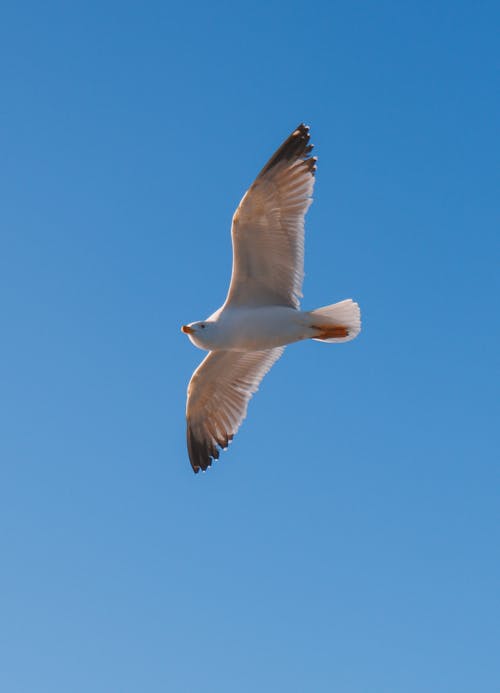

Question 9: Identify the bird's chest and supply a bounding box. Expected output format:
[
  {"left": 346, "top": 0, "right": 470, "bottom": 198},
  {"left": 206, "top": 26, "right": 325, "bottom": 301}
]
[{"left": 217, "top": 308, "right": 303, "bottom": 350}]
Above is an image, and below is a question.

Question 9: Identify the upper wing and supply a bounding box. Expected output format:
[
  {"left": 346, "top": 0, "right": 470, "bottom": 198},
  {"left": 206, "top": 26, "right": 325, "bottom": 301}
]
[
  {"left": 186, "top": 347, "right": 284, "bottom": 473},
  {"left": 224, "top": 124, "right": 316, "bottom": 310}
]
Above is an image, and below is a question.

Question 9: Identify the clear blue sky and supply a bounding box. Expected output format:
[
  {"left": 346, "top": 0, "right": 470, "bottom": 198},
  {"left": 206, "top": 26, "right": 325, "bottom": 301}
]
[{"left": 1, "top": 1, "right": 498, "bottom": 691}]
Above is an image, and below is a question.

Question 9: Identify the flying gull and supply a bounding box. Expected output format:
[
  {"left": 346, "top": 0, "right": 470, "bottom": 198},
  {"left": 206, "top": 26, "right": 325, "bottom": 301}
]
[{"left": 182, "top": 124, "right": 361, "bottom": 473}]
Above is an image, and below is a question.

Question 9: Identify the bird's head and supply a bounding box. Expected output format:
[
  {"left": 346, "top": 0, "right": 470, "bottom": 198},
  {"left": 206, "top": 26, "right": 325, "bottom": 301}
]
[{"left": 181, "top": 321, "right": 215, "bottom": 350}]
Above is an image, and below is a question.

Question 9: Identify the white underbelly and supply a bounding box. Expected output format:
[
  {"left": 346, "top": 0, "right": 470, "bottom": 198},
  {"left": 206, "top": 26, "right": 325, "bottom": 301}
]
[{"left": 217, "top": 306, "right": 309, "bottom": 350}]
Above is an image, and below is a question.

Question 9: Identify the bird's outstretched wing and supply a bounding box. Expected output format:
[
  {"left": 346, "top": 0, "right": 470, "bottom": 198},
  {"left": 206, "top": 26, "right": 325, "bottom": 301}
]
[
  {"left": 224, "top": 124, "right": 316, "bottom": 310},
  {"left": 186, "top": 347, "right": 284, "bottom": 473}
]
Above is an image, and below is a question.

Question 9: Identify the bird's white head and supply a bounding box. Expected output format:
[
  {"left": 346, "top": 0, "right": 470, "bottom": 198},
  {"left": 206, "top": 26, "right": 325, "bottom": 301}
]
[{"left": 181, "top": 321, "right": 217, "bottom": 350}]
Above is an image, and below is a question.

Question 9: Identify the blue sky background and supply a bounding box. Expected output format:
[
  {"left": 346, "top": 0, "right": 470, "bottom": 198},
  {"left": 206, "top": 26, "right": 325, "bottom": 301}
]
[{"left": 1, "top": 1, "right": 498, "bottom": 691}]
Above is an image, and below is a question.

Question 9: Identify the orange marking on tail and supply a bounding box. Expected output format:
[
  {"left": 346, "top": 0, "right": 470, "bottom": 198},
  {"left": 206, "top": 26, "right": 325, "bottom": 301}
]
[{"left": 313, "top": 324, "right": 349, "bottom": 340}]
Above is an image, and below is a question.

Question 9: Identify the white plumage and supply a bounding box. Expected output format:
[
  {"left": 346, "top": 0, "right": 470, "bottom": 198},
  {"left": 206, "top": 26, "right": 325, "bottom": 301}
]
[{"left": 182, "top": 124, "right": 361, "bottom": 473}]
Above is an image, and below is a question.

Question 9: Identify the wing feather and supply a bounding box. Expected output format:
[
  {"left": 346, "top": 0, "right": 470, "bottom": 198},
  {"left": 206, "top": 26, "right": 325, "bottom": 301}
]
[
  {"left": 186, "top": 348, "right": 284, "bottom": 473},
  {"left": 224, "top": 124, "right": 316, "bottom": 309}
]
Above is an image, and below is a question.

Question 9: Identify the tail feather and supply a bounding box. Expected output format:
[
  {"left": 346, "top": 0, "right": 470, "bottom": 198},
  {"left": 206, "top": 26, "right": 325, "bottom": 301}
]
[{"left": 310, "top": 299, "right": 361, "bottom": 343}]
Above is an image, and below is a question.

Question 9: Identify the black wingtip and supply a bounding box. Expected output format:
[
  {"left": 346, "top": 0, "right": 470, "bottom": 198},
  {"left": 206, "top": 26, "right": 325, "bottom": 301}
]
[
  {"left": 187, "top": 423, "right": 233, "bottom": 475},
  {"left": 259, "top": 123, "right": 315, "bottom": 177}
]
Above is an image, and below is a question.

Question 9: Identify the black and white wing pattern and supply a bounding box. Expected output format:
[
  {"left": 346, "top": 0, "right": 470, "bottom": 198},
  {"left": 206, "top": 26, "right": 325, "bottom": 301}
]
[
  {"left": 225, "top": 124, "right": 316, "bottom": 309},
  {"left": 186, "top": 348, "right": 284, "bottom": 473}
]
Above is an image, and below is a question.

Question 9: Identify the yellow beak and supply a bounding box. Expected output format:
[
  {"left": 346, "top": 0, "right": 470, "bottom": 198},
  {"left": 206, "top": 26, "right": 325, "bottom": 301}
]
[{"left": 181, "top": 325, "right": 194, "bottom": 334}]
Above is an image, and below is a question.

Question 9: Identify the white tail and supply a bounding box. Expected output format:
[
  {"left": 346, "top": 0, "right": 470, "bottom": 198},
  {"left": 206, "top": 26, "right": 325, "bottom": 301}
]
[{"left": 309, "top": 299, "right": 361, "bottom": 343}]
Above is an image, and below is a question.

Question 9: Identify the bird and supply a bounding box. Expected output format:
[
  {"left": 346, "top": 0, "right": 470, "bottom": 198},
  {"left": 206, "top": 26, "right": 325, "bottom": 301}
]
[{"left": 181, "top": 124, "right": 361, "bottom": 473}]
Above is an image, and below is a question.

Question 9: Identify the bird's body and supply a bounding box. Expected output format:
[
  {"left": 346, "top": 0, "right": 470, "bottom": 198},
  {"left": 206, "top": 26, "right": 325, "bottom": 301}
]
[
  {"left": 184, "top": 306, "right": 314, "bottom": 351},
  {"left": 182, "top": 124, "right": 361, "bottom": 473}
]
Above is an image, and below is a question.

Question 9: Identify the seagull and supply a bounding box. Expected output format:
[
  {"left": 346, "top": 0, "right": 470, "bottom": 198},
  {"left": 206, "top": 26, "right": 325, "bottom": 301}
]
[{"left": 182, "top": 124, "right": 361, "bottom": 473}]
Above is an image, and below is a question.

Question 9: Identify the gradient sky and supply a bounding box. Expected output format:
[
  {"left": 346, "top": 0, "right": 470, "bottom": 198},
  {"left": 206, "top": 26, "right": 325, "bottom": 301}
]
[{"left": 1, "top": 2, "right": 498, "bottom": 692}]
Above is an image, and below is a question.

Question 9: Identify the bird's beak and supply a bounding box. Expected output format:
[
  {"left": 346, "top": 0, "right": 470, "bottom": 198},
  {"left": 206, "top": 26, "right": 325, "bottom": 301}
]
[{"left": 181, "top": 325, "right": 194, "bottom": 334}]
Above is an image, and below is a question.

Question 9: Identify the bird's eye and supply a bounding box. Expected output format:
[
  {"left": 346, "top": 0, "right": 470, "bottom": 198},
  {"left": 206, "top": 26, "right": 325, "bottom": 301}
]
[{"left": 201, "top": 324, "right": 205, "bottom": 329}]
